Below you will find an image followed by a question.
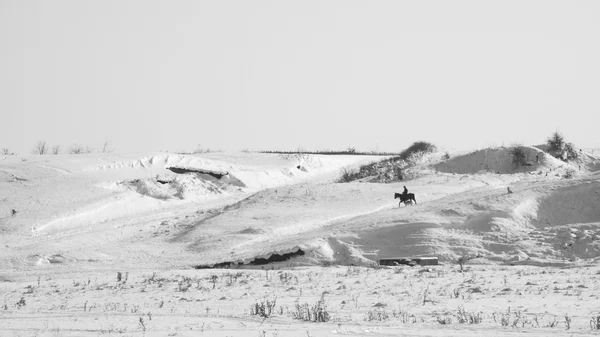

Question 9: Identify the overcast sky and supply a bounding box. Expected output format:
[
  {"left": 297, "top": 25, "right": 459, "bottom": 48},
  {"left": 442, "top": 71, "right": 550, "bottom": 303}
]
[{"left": 1, "top": 1, "right": 599, "bottom": 154}]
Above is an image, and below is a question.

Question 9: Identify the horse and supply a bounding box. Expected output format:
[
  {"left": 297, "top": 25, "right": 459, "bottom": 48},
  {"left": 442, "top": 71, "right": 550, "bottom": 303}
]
[{"left": 394, "top": 192, "right": 417, "bottom": 207}]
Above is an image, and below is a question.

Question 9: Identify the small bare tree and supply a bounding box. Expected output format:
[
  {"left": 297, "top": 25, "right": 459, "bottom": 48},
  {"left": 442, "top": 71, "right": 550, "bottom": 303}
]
[
  {"left": 1, "top": 148, "right": 11, "bottom": 155},
  {"left": 101, "top": 141, "right": 113, "bottom": 153},
  {"left": 52, "top": 145, "right": 61, "bottom": 155},
  {"left": 32, "top": 141, "right": 48, "bottom": 155}
]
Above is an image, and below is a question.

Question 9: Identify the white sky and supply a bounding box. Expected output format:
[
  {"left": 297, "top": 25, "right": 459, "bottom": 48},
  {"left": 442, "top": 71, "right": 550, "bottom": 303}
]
[{"left": 1, "top": 1, "right": 599, "bottom": 154}]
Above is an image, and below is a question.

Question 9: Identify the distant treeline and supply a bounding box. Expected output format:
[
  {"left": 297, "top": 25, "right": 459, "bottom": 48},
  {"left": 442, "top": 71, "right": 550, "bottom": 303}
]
[{"left": 256, "top": 150, "right": 400, "bottom": 156}]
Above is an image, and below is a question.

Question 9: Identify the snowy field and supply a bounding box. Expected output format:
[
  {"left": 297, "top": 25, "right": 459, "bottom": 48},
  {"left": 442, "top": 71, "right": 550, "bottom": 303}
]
[{"left": 1, "top": 148, "right": 600, "bottom": 336}]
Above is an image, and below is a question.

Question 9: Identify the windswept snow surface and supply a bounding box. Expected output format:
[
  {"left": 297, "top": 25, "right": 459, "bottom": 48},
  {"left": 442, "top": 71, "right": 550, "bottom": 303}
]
[
  {"left": 0, "top": 152, "right": 387, "bottom": 270},
  {"left": 3, "top": 149, "right": 600, "bottom": 271}
]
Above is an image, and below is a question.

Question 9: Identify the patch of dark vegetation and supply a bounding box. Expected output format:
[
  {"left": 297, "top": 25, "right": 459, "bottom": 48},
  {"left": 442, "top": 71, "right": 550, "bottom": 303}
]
[
  {"left": 546, "top": 131, "right": 579, "bottom": 162},
  {"left": 166, "top": 166, "right": 228, "bottom": 179},
  {"left": 337, "top": 141, "right": 437, "bottom": 183},
  {"left": 509, "top": 146, "right": 528, "bottom": 167},
  {"left": 398, "top": 141, "right": 437, "bottom": 160},
  {"left": 193, "top": 249, "right": 305, "bottom": 269}
]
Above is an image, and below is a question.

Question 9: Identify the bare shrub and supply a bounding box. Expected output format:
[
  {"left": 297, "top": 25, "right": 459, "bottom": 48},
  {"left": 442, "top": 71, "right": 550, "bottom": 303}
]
[
  {"left": 365, "top": 309, "right": 389, "bottom": 321},
  {"left": 290, "top": 300, "right": 330, "bottom": 322},
  {"left": 492, "top": 308, "right": 511, "bottom": 327},
  {"left": 68, "top": 144, "right": 93, "bottom": 154},
  {"left": 31, "top": 140, "right": 48, "bottom": 155},
  {"left": 338, "top": 167, "right": 358, "bottom": 183},
  {"left": 591, "top": 315, "right": 600, "bottom": 330},
  {"left": 509, "top": 146, "right": 527, "bottom": 167},
  {"left": 250, "top": 298, "right": 277, "bottom": 318},
  {"left": 177, "top": 276, "right": 192, "bottom": 292},
  {"left": 1, "top": 148, "right": 13, "bottom": 155},
  {"left": 455, "top": 305, "right": 483, "bottom": 324},
  {"left": 69, "top": 144, "right": 85, "bottom": 154}
]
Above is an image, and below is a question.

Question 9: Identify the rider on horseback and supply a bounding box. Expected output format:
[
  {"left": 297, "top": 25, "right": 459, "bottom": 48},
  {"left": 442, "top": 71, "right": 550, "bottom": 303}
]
[{"left": 402, "top": 186, "right": 408, "bottom": 196}]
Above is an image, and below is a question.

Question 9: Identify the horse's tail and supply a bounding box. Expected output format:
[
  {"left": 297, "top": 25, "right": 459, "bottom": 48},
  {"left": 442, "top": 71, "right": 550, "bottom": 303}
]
[{"left": 413, "top": 196, "right": 417, "bottom": 204}]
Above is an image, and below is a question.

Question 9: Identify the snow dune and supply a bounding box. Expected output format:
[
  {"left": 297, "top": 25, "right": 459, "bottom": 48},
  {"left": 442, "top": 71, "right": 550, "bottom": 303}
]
[{"left": 1, "top": 148, "right": 600, "bottom": 272}]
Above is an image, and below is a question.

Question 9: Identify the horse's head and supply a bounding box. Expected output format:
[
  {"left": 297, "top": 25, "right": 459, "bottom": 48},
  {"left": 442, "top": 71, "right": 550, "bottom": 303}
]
[{"left": 394, "top": 193, "right": 400, "bottom": 199}]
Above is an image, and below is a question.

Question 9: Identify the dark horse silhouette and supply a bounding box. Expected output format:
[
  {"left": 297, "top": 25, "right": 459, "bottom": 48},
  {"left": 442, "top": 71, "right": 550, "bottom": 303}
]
[{"left": 394, "top": 193, "right": 417, "bottom": 206}]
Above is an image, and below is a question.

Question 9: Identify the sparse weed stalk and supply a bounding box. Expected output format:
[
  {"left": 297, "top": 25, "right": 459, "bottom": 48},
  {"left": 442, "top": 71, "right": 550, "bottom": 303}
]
[
  {"left": 346, "top": 266, "right": 361, "bottom": 276},
  {"left": 393, "top": 310, "right": 417, "bottom": 324},
  {"left": 545, "top": 316, "right": 559, "bottom": 328},
  {"left": 436, "top": 315, "right": 452, "bottom": 325},
  {"left": 365, "top": 309, "right": 389, "bottom": 322},
  {"left": 143, "top": 272, "right": 166, "bottom": 284},
  {"left": 177, "top": 276, "right": 192, "bottom": 292},
  {"left": 590, "top": 315, "right": 600, "bottom": 330},
  {"left": 250, "top": 298, "right": 277, "bottom": 318},
  {"left": 224, "top": 272, "right": 245, "bottom": 286},
  {"left": 289, "top": 299, "right": 330, "bottom": 322},
  {"left": 279, "top": 272, "right": 294, "bottom": 285},
  {"left": 209, "top": 274, "right": 219, "bottom": 289},
  {"left": 455, "top": 305, "right": 483, "bottom": 324},
  {"left": 492, "top": 307, "right": 512, "bottom": 327},
  {"left": 138, "top": 316, "right": 146, "bottom": 332},
  {"left": 351, "top": 294, "right": 359, "bottom": 308}
]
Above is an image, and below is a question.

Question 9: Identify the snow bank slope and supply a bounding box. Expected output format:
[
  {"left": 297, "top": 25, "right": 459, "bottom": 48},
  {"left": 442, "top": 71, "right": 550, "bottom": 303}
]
[{"left": 435, "top": 146, "right": 570, "bottom": 174}]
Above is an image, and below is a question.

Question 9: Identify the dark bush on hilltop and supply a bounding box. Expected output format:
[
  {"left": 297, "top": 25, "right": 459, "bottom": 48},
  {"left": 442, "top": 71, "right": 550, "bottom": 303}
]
[
  {"left": 509, "top": 146, "right": 527, "bottom": 167},
  {"left": 564, "top": 142, "right": 578, "bottom": 161},
  {"left": 547, "top": 132, "right": 565, "bottom": 154},
  {"left": 546, "top": 132, "right": 578, "bottom": 162},
  {"left": 399, "top": 141, "right": 437, "bottom": 160}
]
